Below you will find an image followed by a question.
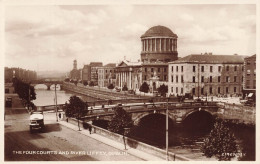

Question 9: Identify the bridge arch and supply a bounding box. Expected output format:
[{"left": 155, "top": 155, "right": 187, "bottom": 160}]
[
  {"left": 182, "top": 108, "right": 215, "bottom": 131},
  {"left": 132, "top": 112, "right": 175, "bottom": 126},
  {"left": 34, "top": 84, "right": 48, "bottom": 90}
]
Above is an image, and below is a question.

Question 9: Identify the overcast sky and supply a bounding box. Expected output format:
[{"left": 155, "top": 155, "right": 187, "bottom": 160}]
[{"left": 5, "top": 4, "right": 256, "bottom": 72}]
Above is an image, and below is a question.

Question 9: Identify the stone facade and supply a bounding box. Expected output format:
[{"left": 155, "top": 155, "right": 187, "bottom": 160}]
[
  {"left": 97, "top": 64, "right": 116, "bottom": 88},
  {"left": 115, "top": 25, "right": 178, "bottom": 92},
  {"left": 5, "top": 67, "right": 37, "bottom": 83},
  {"left": 243, "top": 54, "right": 256, "bottom": 90},
  {"left": 168, "top": 54, "right": 244, "bottom": 97}
]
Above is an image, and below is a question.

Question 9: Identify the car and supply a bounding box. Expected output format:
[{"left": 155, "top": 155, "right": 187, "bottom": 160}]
[
  {"left": 29, "top": 111, "right": 44, "bottom": 133},
  {"left": 5, "top": 97, "right": 12, "bottom": 107}
]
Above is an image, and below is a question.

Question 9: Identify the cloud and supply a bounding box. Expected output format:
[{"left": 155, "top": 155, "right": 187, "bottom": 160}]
[{"left": 179, "top": 13, "right": 194, "bottom": 21}]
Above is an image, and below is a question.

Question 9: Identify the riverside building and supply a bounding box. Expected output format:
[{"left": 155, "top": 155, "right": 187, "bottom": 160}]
[
  {"left": 116, "top": 25, "right": 178, "bottom": 92},
  {"left": 168, "top": 53, "right": 245, "bottom": 97}
]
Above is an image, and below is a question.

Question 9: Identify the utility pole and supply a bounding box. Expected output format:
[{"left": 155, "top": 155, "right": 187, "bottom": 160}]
[
  {"left": 166, "top": 97, "right": 169, "bottom": 161},
  {"left": 198, "top": 63, "right": 200, "bottom": 99},
  {"left": 28, "top": 83, "right": 31, "bottom": 112},
  {"left": 55, "top": 84, "right": 58, "bottom": 122}
]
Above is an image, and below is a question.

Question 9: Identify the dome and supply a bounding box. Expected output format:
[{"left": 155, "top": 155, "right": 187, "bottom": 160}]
[{"left": 141, "top": 25, "right": 177, "bottom": 38}]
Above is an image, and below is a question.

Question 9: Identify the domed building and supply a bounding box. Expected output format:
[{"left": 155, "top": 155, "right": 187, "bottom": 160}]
[
  {"left": 140, "top": 25, "right": 178, "bottom": 63},
  {"left": 115, "top": 25, "right": 178, "bottom": 93}
]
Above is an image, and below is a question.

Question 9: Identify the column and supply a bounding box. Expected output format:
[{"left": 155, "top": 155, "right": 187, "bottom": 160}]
[
  {"left": 164, "top": 38, "right": 166, "bottom": 51},
  {"left": 146, "top": 39, "right": 148, "bottom": 52},
  {"left": 129, "top": 71, "right": 132, "bottom": 89},
  {"left": 160, "top": 38, "right": 162, "bottom": 51},
  {"left": 155, "top": 38, "right": 157, "bottom": 51},
  {"left": 171, "top": 39, "right": 174, "bottom": 51}
]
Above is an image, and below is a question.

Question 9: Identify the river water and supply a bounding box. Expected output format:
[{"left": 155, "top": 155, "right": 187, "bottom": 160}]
[{"left": 33, "top": 89, "right": 255, "bottom": 161}]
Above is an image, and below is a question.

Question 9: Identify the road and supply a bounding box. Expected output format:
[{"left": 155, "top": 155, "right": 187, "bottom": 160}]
[{"left": 4, "top": 95, "right": 142, "bottom": 161}]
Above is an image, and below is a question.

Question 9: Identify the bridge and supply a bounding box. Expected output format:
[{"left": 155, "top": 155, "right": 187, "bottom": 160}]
[
  {"left": 31, "top": 79, "right": 63, "bottom": 90},
  {"left": 37, "top": 99, "right": 255, "bottom": 125}
]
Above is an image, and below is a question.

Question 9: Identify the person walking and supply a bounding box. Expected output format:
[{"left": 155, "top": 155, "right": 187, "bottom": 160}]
[
  {"left": 89, "top": 124, "right": 92, "bottom": 134},
  {"left": 58, "top": 112, "right": 61, "bottom": 121}
]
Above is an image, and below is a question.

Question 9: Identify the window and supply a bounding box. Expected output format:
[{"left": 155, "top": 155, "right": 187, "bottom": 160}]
[
  {"left": 164, "top": 68, "right": 167, "bottom": 72},
  {"left": 144, "top": 75, "right": 147, "bottom": 80},
  {"left": 145, "top": 68, "right": 147, "bottom": 72},
  {"left": 181, "top": 75, "right": 184, "bottom": 83},
  {"left": 192, "top": 88, "right": 195, "bottom": 95},
  {"left": 201, "top": 66, "right": 204, "bottom": 72},
  {"left": 158, "top": 68, "right": 160, "bottom": 72},
  {"left": 181, "top": 66, "right": 183, "bottom": 72},
  {"left": 234, "top": 66, "right": 237, "bottom": 71},
  {"left": 218, "top": 76, "right": 221, "bottom": 83},
  {"left": 226, "top": 76, "right": 229, "bottom": 82},
  {"left": 193, "top": 66, "right": 196, "bottom": 72},
  {"left": 210, "top": 66, "right": 213, "bottom": 72},
  {"left": 176, "top": 66, "right": 178, "bottom": 72},
  {"left": 242, "top": 66, "right": 244, "bottom": 71},
  {"left": 171, "top": 75, "right": 173, "bottom": 82},
  {"left": 254, "top": 69, "right": 256, "bottom": 76},
  {"left": 193, "top": 76, "right": 196, "bottom": 83},
  {"left": 201, "top": 88, "right": 204, "bottom": 94},
  {"left": 210, "top": 76, "right": 212, "bottom": 83},
  {"left": 210, "top": 87, "right": 212, "bottom": 94},
  {"left": 176, "top": 76, "right": 178, "bottom": 83},
  {"left": 234, "top": 87, "right": 237, "bottom": 93},
  {"left": 218, "top": 87, "right": 221, "bottom": 94},
  {"left": 234, "top": 76, "right": 237, "bottom": 82},
  {"left": 176, "top": 87, "right": 178, "bottom": 93},
  {"left": 201, "top": 76, "right": 204, "bottom": 82},
  {"left": 226, "top": 66, "right": 229, "bottom": 71},
  {"left": 218, "top": 66, "right": 221, "bottom": 72},
  {"left": 181, "top": 88, "right": 183, "bottom": 94},
  {"left": 171, "top": 66, "right": 173, "bottom": 72},
  {"left": 247, "top": 61, "right": 250, "bottom": 65},
  {"left": 226, "top": 87, "right": 229, "bottom": 94},
  {"left": 106, "top": 70, "right": 107, "bottom": 73},
  {"left": 151, "top": 68, "right": 154, "bottom": 72},
  {"left": 164, "top": 75, "right": 167, "bottom": 81},
  {"left": 247, "top": 70, "right": 250, "bottom": 76},
  {"left": 253, "top": 80, "right": 256, "bottom": 89},
  {"left": 171, "top": 87, "right": 173, "bottom": 92}
]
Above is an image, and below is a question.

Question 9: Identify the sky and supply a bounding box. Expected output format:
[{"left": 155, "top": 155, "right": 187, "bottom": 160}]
[{"left": 5, "top": 4, "right": 256, "bottom": 72}]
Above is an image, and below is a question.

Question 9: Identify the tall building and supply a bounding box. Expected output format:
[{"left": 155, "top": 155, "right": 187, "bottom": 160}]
[
  {"left": 243, "top": 54, "right": 256, "bottom": 97},
  {"left": 90, "top": 62, "right": 103, "bottom": 85},
  {"left": 97, "top": 63, "right": 116, "bottom": 88},
  {"left": 82, "top": 65, "right": 91, "bottom": 82},
  {"left": 116, "top": 25, "right": 178, "bottom": 91},
  {"left": 168, "top": 53, "right": 245, "bottom": 97}
]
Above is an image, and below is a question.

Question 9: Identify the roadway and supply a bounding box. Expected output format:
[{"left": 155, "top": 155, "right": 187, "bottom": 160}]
[{"left": 4, "top": 94, "right": 142, "bottom": 161}]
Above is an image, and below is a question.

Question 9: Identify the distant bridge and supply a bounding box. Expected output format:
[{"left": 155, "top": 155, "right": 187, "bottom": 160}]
[{"left": 31, "top": 80, "right": 63, "bottom": 90}]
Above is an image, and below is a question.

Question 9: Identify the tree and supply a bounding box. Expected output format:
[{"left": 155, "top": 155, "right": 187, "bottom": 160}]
[
  {"left": 139, "top": 82, "right": 149, "bottom": 93},
  {"left": 108, "top": 106, "right": 133, "bottom": 134},
  {"left": 64, "top": 96, "right": 88, "bottom": 130},
  {"left": 64, "top": 78, "right": 70, "bottom": 82},
  {"left": 201, "top": 120, "right": 238, "bottom": 161},
  {"left": 83, "top": 81, "right": 88, "bottom": 86},
  {"left": 122, "top": 85, "right": 128, "bottom": 91},
  {"left": 89, "top": 81, "right": 94, "bottom": 87},
  {"left": 107, "top": 83, "right": 114, "bottom": 89},
  {"left": 157, "top": 84, "right": 168, "bottom": 97},
  {"left": 12, "top": 77, "right": 36, "bottom": 108}
]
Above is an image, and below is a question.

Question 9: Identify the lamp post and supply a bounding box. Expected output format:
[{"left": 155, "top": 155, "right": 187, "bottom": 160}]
[
  {"left": 166, "top": 97, "right": 169, "bottom": 161},
  {"left": 54, "top": 84, "right": 58, "bottom": 122},
  {"left": 123, "top": 127, "right": 130, "bottom": 150}
]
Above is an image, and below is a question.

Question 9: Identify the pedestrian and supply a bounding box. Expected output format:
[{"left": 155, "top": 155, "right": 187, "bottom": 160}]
[
  {"left": 58, "top": 112, "right": 61, "bottom": 120},
  {"left": 89, "top": 124, "right": 92, "bottom": 134}
]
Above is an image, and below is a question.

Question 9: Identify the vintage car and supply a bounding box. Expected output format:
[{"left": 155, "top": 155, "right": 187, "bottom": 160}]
[{"left": 29, "top": 111, "right": 44, "bottom": 133}]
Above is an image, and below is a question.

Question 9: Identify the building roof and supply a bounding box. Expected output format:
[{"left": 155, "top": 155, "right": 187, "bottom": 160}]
[
  {"left": 169, "top": 54, "right": 246, "bottom": 64},
  {"left": 244, "top": 54, "right": 256, "bottom": 60},
  {"left": 104, "top": 63, "right": 116, "bottom": 67},
  {"left": 141, "top": 25, "right": 177, "bottom": 38},
  {"left": 117, "top": 60, "right": 142, "bottom": 67},
  {"left": 89, "top": 62, "right": 103, "bottom": 67}
]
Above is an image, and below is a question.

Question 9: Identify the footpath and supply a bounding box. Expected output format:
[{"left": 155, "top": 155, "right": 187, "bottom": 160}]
[{"left": 58, "top": 120, "right": 164, "bottom": 161}]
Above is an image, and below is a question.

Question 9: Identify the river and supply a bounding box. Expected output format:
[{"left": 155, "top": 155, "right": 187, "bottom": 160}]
[{"left": 33, "top": 89, "right": 255, "bottom": 161}]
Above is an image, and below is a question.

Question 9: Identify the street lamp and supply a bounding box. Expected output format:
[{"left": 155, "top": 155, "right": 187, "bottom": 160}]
[
  {"left": 123, "top": 127, "right": 130, "bottom": 150},
  {"left": 166, "top": 97, "right": 169, "bottom": 161}
]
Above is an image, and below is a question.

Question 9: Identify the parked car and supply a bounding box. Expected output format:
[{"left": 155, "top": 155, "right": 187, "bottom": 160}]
[{"left": 5, "top": 97, "right": 12, "bottom": 107}]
